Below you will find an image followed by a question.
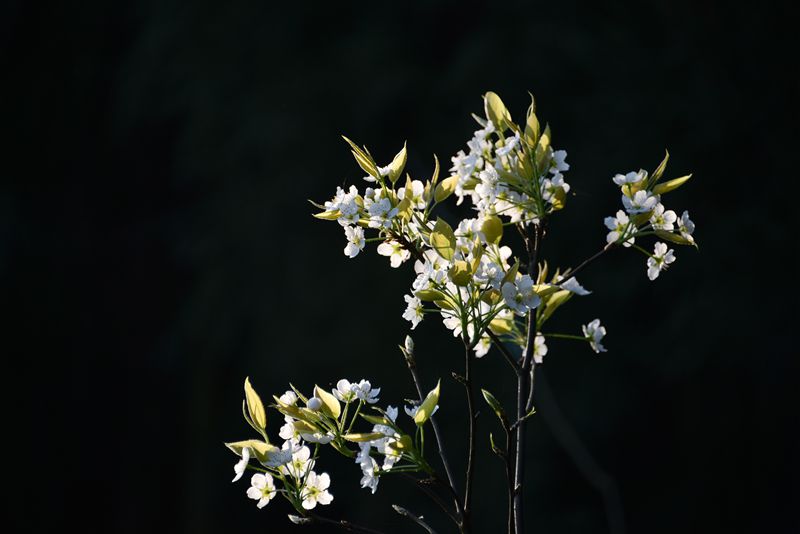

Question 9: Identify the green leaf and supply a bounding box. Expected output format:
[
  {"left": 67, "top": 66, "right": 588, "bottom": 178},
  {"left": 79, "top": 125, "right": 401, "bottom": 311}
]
[
  {"left": 481, "top": 389, "right": 508, "bottom": 426},
  {"left": 481, "top": 215, "right": 503, "bottom": 244},
  {"left": 655, "top": 229, "right": 695, "bottom": 246},
  {"left": 540, "top": 289, "right": 572, "bottom": 324},
  {"left": 386, "top": 141, "right": 407, "bottom": 184},
  {"left": 244, "top": 377, "right": 266, "bottom": 430},
  {"left": 448, "top": 260, "right": 473, "bottom": 286},
  {"left": 314, "top": 385, "right": 342, "bottom": 419},
  {"left": 360, "top": 414, "right": 391, "bottom": 426},
  {"left": 414, "top": 380, "right": 441, "bottom": 426},
  {"left": 484, "top": 91, "right": 512, "bottom": 130},
  {"left": 652, "top": 174, "right": 692, "bottom": 195},
  {"left": 414, "top": 288, "right": 447, "bottom": 301},
  {"left": 434, "top": 176, "right": 458, "bottom": 203},
  {"left": 387, "top": 434, "right": 414, "bottom": 452},
  {"left": 651, "top": 149, "right": 670, "bottom": 183},
  {"left": 342, "top": 135, "right": 380, "bottom": 180},
  {"left": 523, "top": 93, "right": 540, "bottom": 147},
  {"left": 534, "top": 124, "right": 552, "bottom": 168},
  {"left": 225, "top": 439, "right": 279, "bottom": 464},
  {"left": 343, "top": 432, "right": 385, "bottom": 443},
  {"left": 313, "top": 210, "right": 340, "bottom": 221},
  {"left": 430, "top": 218, "right": 456, "bottom": 261},
  {"left": 430, "top": 154, "right": 441, "bottom": 186}
]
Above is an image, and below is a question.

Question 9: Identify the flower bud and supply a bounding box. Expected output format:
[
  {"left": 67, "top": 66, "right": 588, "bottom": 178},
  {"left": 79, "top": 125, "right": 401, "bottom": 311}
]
[
  {"left": 306, "top": 397, "right": 323, "bottom": 411},
  {"left": 404, "top": 335, "right": 414, "bottom": 355}
]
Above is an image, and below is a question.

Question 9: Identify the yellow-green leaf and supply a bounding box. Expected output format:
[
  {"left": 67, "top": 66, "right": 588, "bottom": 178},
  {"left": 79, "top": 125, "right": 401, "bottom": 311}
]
[
  {"left": 481, "top": 215, "right": 503, "bottom": 244},
  {"left": 430, "top": 218, "right": 456, "bottom": 261},
  {"left": 655, "top": 229, "right": 695, "bottom": 246},
  {"left": 415, "top": 288, "right": 447, "bottom": 301},
  {"left": 343, "top": 432, "right": 385, "bottom": 443},
  {"left": 313, "top": 210, "right": 340, "bottom": 221},
  {"left": 342, "top": 135, "right": 380, "bottom": 179},
  {"left": 388, "top": 435, "right": 414, "bottom": 452},
  {"left": 484, "top": 91, "right": 512, "bottom": 130},
  {"left": 534, "top": 124, "right": 552, "bottom": 168},
  {"left": 489, "top": 315, "right": 514, "bottom": 335},
  {"left": 652, "top": 174, "right": 692, "bottom": 195},
  {"left": 225, "top": 439, "right": 277, "bottom": 463},
  {"left": 449, "top": 260, "right": 473, "bottom": 286},
  {"left": 501, "top": 260, "right": 520, "bottom": 286},
  {"left": 430, "top": 154, "right": 441, "bottom": 186},
  {"left": 651, "top": 149, "right": 670, "bottom": 183},
  {"left": 481, "top": 288, "right": 502, "bottom": 306},
  {"left": 481, "top": 389, "right": 508, "bottom": 425},
  {"left": 540, "top": 289, "right": 572, "bottom": 324},
  {"left": 414, "top": 380, "right": 441, "bottom": 426},
  {"left": 434, "top": 176, "right": 458, "bottom": 203},
  {"left": 244, "top": 377, "right": 266, "bottom": 430},
  {"left": 386, "top": 141, "right": 407, "bottom": 184},
  {"left": 313, "top": 385, "right": 341, "bottom": 419},
  {"left": 523, "top": 93, "right": 540, "bottom": 147}
]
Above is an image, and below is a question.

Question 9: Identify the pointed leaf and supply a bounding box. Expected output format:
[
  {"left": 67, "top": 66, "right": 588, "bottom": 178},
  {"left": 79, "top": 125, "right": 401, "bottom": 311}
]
[
  {"left": 652, "top": 174, "right": 692, "bottom": 195},
  {"left": 244, "top": 377, "right": 266, "bottom": 430},
  {"left": 414, "top": 380, "right": 441, "bottom": 426},
  {"left": 314, "top": 385, "right": 341, "bottom": 419},
  {"left": 430, "top": 218, "right": 456, "bottom": 261}
]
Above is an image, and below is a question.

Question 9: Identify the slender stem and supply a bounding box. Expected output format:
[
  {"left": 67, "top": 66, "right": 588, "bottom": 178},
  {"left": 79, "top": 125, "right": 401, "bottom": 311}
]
[
  {"left": 393, "top": 505, "right": 439, "bottom": 534},
  {"left": 403, "top": 349, "right": 463, "bottom": 520},
  {"left": 543, "top": 333, "right": 587, "bottom": 341},
  {"left": 505, "top": 426, "right": 515, "bottom": 534},
  {"left": 306, "top": 512, "right": 387, "bottom": 534},
  {"left": 462, "top": 338, "right": 477, "bottom": 531},
  {"left": 401, "top": 474, "right": 461, "bottom": 526},
  {"left": 567, "top": 242, "right": 614, "bottom": 280},
  {"left": 487, "top": 330, "right": 521, "bottom": 373}
]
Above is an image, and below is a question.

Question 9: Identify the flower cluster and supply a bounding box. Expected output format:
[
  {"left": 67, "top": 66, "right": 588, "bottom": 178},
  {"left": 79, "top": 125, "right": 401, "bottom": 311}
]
[
  {"left": 604, "top": 155, "right": 697, "bottom": 280},
  {"left": 226, "top": 375, "right": 441, "bottom": 518}
]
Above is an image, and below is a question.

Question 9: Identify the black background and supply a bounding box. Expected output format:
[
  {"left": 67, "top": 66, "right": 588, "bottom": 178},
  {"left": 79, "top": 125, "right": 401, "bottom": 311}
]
[{"left": 5, "top": 1, "right": 797, "bottom": 532}]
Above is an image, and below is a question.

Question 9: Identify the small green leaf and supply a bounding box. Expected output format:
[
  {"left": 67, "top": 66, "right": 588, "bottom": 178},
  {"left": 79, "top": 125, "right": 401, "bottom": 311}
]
[
  {"left": 343, "top": 432, "right": 385, "bottom": 442},
  {"left": 655, "top": 229, "right": 695, "bottom": 246},
  {"left": 484, "top": 91, "right": 512, "bottom": 130},
  {"left": 652, "top": 174, "right": 692, "bottom": 195},
  {"left": 342, "top": 135, "right": 380, "bottom": 180},
  {"left": 225, "top": 439, "right": 279, "bottom": 464},
  {"left": 489, "top": 315, "right": 513, "bottom": 335},
  {"left": 651, "top": 149, "right": 670, "bottom": 183},
  {"left": 430, "top": 154, "right": 441, "bottom": 186},
  {"left": 386, "top": 141, "right": 407, "bottom": 184},
  {"left": 534, "top": 124, "right": 552, "bottom": 168},
  {"left": 388, "top": 434, "right": 414, "bottom": 452},
  {"left": 540, "top": 289, "right": 572, "bottom": 324},
  {"left": 434, "top": 176, "right": 458, "bottom": 203},
  {"left": 523, "top": 93, "right": 540, "bottom": 147},
  {"left": 430, "top": 218, "right": 456, "bottom": 261},
  {"left": 244, "top": 377, "right": 266, "bottom": 430},
  {"left": 360, "top": 414, "right": 391, "bottom": 426},
  {"left": 313, "top": 385, "right": 341, "bottom": 419},
  {"left": 448, "top": 260, "right": 473, "bottom": 286},
  {"left": 414, "top": 380, "right": 441, "bottom": 426},
  {"left": 313, "top": 210, "right": 340, "bottom": 221},
  {"left": 482, "top": 389, "right": 508, "bottom": 426},
  {"left": 414, "top": 288, "right": 447, "bottom": 301}
]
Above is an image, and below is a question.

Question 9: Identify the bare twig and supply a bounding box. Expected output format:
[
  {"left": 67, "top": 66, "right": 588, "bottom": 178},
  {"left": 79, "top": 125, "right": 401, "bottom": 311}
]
[
  {"left": 401, "top": 474, "right": 461, "bottom": 526},
  {"left": 393, "top": 505, "right": 439, "bottom": 534},
  {"left": 461, "top": 338, "right": 477, "bottom": 532},
  {"left": 305, "top": 513, "right": 387, "bottom": 534},
  {"left": 486, "top": 330, "right": 521, "bottom": 373}
]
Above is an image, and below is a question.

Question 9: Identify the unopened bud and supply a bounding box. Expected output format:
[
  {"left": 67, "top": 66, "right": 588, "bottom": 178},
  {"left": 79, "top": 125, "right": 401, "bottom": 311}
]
[
  {"left": 404, "top": 335, "right": 414, "bottom": 354},
  {"left": 306, "top": 397, "right": 322, "bottom": 411}
]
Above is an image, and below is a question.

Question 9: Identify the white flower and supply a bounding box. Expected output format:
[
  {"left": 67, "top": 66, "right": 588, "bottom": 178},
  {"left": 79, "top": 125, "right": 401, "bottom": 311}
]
[
  {"left": 399, "top": 180, "right": 426, "bottom": 210},
  {"left": 404, "top": 403, "right": 439, "bottom": 419},
  {"left": 282, "top": 445, "right": 314, "bottom": 479},
  {"left": 559, "top": 276, "right": 591, "bottom": 296},
  {"left": 649, "top": 203, "right": 677, "bottom": 231},
  {"left": 333, "top": 379, "right": 358, "bottom": 403},
  {"left": 246, "top": 473, "right": 276, "bottom": 509},
  {"left": 533, "top": 334, "right": 548, "bottom": 364},
  {"left": 678, "top": 210, "right": 696, "bottom": 243},
  {"left": 501, "top": 275, "right": 541, "bottom": 315},
  {"left": 264, "top": 444, "right": 294, "bottom": 468},
  {"left": 647, "top": 242, "right": 676, "bottom": 281},
  {"left": 403, "top": 294, "right": 424, "bottom": 329},
  {"left": 358, "top": 453, "right": 381, "bottom": 494},
  {"left": 367, "top": 197, "right": 398, "bottom": 229},
  {"left": 473, "top": 336, "right": 491, "bottom": 358},
  {"left": 496, "top": 132, "right": 520, "bottom": 157},
  {"left": 541, "top": 173, "right": 570, "bottom": 203},
  {"left": 279, "top": 416, "right": 301, "bottom": 443},
  {"left": 301, "top": 471, "right": 334, "bottom": 510},
  {"left": 377, "top": 240, "right": 411, "bottom": 268},
  {"left": 612, "top": 170, "right": 646, "bottom": 186},
  {"left": 279, "top": 390, "right": 298, "bottom": 406},
  {"left": 622, "top": 190, "right": 658, "bottom": 214},
  {"left": 336, "top": 185, "right": 361, "bottom": 226},
  {"left": 306, "top": 397, "right": 322, "bottom": 411},
  {"left": 550, "top": 149, "right": 570, "bottom": 174},
  {"left": 354, "top": 380, "right": 380, "bottom": 404},
  {"left": 301, "top": 431, "right": 334, "bottom": 444},
  {"left": 343, "top": 225, "right": 365, "bottom": 258},
  {"left": 232, "top": 446, "right": 250, "bottom": 482},
  {"left": 582, "top": 319, "right": 607, "bottom": 353},
  {"left": 604, "top": 210, "right": 635, "bottom": 247}
]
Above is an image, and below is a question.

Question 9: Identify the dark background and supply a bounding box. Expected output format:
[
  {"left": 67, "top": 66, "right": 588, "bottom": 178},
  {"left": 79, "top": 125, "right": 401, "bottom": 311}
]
[{"left": 5, "top": 0, "right": 797, "bottom": 532}]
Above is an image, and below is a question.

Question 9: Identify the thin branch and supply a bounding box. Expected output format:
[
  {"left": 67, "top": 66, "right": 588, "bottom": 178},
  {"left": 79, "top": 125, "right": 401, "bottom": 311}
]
[
  {"left": 565, "top": 242, "right": 615, "bottom": 281},
  {"left": 403, "top": 348, "right": 462, "bottom": 520},
  {"left": 462, "top": 338, "right": 477, "bottom": 531},
  {"left": 393, "top": 505, "right": 439, "bottom": 534},
  {"left": 486, "top": 330, "right": 521, "bottom": 373},
  {"left": 305, "top": 513, "right": 387, "bottom": 534},
  {"left": 401, "top": 474, "right": 461, "bottom": 526}
]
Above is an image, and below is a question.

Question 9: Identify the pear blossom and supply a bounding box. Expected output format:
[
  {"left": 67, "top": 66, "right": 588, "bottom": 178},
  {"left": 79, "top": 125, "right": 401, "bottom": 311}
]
[
  {"left": 332, "top": 379, "right": 359, "bottom": 403},
  {"left": 473, "top": 336, "right": 491, "bottom": 358},
  {"left": 649, "top": 203, "right": 677, "bottom": 231},
  {"left": 301, "top": 471, "right": 334, "bottom": 509},
  {"left": 399, "top": 180, "right": 426, "bottom": 210},
  {"left": 367, "top": 197, "right": 398, "bottom": 229},
  {"left": 678, "top": 210, "right": 696, "bottom": 243},
  {"left": 533, "top": 334, "right": 548, "bottom": 364},
  {"left": 647, "top": 242, "right": 676, "bottom": 281},
  {"left": 264, "top": 445, "right": 294, "bottom": 469},
  {"left": 282, "top": 445, "right": 314, "bottom": 479},
  {"left": 279, "top": 416, "right": 301, "bottom": 443},
  {"left": 357, "top": 452, "right": 381, "bottom": 494},
  {"left": 404, "top": 403, "right": 439, "bottom": 419},
  {"left": 279, "top": 390, "right": 298, "bottom": 406},
  {"left": 622, "top": 190, "right": 658, "bottom": 214},
  {"left": 336, "top": 185, "right": 361, "bottom": 226},
  {"left": 232, "top": 446, "right": 250, "bottom": 482},
  {"left": 354, "top": 380, "right": 381, "bottom": 404},
  {"left": 549, "top": 149, "right": 570, "bottom": 174},
  {"left": 604, "top": 210, "right": 634, "bottom": 247},
  {"left": 502, "top": 275, "right": 541, "bottom": 315},
  {"left": 559, "top": 276, "right": 591, "bottom": 296},
  {"left": 582, "top": 319, "right": 607, "bottom": 353},
  {"left": 377, "top": 240, "right": 411, "bottom": 268},
  {"left": 496, "top": 132, "right": 520, "bottom": 157},
  {"left": 300, "top": 430, "right": 335, "bottom": 444},
  {"left": 246, "top": 473, "right": 277, "bottom": 509},
  {"left": 541, "top": 173, "right": 570, "bottom": 203},
  {"left": 343, "top": 225, "right": 365, "bottom": 258},
  {"left": 306, "top": 397, "right": 322, "bottom": 411},
  {"left": 403, "top": 295, "right": 424, "bottom": 329},
  {"left": 612, "top": 170, "right": 646, "bottom": 186}
]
